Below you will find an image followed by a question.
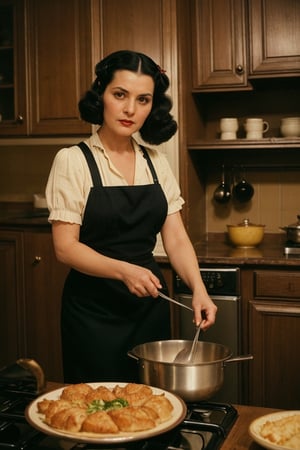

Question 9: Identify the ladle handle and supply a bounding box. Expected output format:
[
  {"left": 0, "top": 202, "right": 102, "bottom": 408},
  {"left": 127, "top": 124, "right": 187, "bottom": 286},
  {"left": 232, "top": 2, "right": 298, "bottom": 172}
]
[
  {"left": 158, "top": 291, "right": 193, "bottom": 312},
  {"left": 224, "top": 354, "right": 253, "bottom": 365}
]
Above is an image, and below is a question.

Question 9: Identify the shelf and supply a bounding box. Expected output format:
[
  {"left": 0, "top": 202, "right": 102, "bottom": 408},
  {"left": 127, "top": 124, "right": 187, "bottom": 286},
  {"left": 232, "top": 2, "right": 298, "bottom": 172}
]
[{"left": 188, "top": 138, "right": 300, "bottom": 150}]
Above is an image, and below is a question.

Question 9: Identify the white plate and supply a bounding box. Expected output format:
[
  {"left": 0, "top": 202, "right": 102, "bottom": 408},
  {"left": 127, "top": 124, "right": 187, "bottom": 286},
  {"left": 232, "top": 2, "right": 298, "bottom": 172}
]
[
  {"left": 26, "top": 382, "right": 187, "bottom": 444},
  {"left": 249, "top": 410, "right": 300, "bottom": 450}
]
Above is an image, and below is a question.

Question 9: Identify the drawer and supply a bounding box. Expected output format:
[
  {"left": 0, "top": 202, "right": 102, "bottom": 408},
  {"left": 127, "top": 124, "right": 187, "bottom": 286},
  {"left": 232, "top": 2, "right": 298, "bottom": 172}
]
[{"left": 254, "top": 270, "right": 300, "bottom": 299}]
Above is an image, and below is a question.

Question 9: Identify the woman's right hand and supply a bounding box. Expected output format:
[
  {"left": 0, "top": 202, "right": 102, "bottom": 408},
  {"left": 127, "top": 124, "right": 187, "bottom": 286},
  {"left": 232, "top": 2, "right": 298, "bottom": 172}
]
[{"left": 121, "top": 263, "right": 162, "bottom": 297}]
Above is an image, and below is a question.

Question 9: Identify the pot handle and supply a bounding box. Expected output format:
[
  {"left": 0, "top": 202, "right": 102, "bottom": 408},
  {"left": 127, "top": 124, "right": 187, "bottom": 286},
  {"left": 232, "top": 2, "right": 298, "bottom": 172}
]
[
  {"left": 127, "top": 350, "right": 139, "bottom": 361},
  {"left": 224, "top": 354, "right": 253, "bottom": 365}
]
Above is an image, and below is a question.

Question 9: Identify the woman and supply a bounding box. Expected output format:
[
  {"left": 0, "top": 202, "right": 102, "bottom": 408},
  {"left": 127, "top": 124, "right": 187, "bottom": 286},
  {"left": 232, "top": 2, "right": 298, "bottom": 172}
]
[{"left": 46, "top": 50, "right": 217, "bottom": 383}]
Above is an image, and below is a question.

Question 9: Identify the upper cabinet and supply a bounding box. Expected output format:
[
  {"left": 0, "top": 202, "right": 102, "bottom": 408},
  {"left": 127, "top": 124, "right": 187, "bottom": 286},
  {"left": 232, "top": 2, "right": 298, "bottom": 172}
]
[
  {"left": 192, "top": 0, "right": 249, "bottom": 91},
  {"left": 26, "top": 0, "right": 93, "bottom": 135},
  {"left": 248, "top": 0, "right": 300, "bottom": 77},
  {"left": 0, "top": 0, "right": 93, "bottom": 136},
  {"left": 191, "top": 0, "right": 300, "bottom": 92},
  {"left": 0, "top": 0, "right": 27, "bottom": 135}
]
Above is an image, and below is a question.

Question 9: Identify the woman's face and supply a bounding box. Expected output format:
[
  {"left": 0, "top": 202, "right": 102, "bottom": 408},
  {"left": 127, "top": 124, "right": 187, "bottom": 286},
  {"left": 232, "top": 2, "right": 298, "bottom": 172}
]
[{"left": 102, "top": 70, "right": 154, "bottom": 137}]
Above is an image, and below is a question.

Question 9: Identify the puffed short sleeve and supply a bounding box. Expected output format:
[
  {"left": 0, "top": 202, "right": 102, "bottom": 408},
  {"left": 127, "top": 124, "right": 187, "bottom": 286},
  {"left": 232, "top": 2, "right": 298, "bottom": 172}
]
[{"left": 45, "top": 146, "right": 92, "bottom": 224}]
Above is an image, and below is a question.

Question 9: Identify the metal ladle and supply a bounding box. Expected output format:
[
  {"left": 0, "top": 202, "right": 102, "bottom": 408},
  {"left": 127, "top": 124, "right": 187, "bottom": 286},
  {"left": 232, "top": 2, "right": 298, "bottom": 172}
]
[
  {"left": 173, "top": 324, "right": 201, "bottom": 363},
  {"left": 213, "top": 165, "right": 231, "bottom": 204}
]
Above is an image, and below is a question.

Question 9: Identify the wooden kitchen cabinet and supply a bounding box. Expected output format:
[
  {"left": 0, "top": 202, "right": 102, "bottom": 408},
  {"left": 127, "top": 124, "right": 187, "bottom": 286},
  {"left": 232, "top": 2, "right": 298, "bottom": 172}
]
[
  {"left": 0, "top": 0, "right": 93, "bottom": 136},
  {"left": 0, "top": 227, "right": 68, "bottom": 381},
  {"left": 248, "top": 0, "right": 300, "bottom": 77},
  {"left": 241, "top": 268, "right": 300, "bottom": 409},
  {"left": 0, "top": 230, "right": 25, "bottom": 368},
  {"left": 0, "top": 0, "right": 27, "bottom": 135},
  {"left": 191, "top": 0, "right": 300, "bottom": 91},
  {"left": 191, "top": 0, "right": 249, "bottom": 91},
  {"left": 26, "top": 0, "right": 93, "bottom": 135},
  {"left": 22, "top": 230, "right": 69, "bottom": 382}
]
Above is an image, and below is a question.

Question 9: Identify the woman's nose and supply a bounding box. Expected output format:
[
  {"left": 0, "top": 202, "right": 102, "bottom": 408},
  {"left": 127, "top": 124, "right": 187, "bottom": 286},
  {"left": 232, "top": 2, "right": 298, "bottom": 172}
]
[{"left": 124, "top": 99, "right": 135, "bottom": 115}]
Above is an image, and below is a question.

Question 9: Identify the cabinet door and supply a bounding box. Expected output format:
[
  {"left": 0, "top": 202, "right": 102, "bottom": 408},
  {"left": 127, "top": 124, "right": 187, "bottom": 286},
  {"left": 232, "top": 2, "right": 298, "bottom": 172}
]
[
  {"left": 23, "top": 231, "right": 69, "bottom": 382},
  {"left": 191, "top": 0, "right": 248, "bottom": 90},
  {"left": 0, "top": 0, "right": 27, "bottom": 135},
  {"left": 248, "top": 0, "right": 300, "bottom": 76},
  {"left": 249, "top": 300, "right": 300, "bottom": 409},
  {"left": 99, "top": 0, "right": 166, "bottom": 63},
  {"left": 0, "top": 230, "right": 25, "bottom": 367},
  {"left": 26, "top": 0, "right": 93, "bottom": 135}
]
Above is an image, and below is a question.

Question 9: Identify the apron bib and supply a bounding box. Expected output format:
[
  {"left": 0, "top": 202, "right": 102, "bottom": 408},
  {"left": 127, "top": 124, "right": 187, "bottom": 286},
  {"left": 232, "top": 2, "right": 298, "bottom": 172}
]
[{"left": 61, "top": 142, "right": 171, "bottom": 383}]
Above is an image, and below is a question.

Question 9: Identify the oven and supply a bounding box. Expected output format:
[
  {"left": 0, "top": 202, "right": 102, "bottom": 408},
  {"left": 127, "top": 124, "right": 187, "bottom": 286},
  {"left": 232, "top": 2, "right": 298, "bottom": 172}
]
[
  {"left": 0, "top": 361, "right": 237, "bottom": 449},
  {"left": 175, "top": 267, "right": 241, "bottom": 404}
]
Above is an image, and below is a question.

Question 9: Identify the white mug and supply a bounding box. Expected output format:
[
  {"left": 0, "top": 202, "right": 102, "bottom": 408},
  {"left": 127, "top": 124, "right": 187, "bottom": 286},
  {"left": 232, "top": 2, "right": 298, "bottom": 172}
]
[
  {"left": 280, "top": 117, "right": 300, "bottom": 137},
  {"left": 244, "top": 118, "right": 269, "bottom": 139},
  {"left": 220, "top": 117, "right": 239, "bottom": 140}
]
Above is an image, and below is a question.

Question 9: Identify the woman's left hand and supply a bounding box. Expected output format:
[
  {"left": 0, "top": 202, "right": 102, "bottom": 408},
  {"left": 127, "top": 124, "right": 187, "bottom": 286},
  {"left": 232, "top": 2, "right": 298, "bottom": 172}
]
[{"left": 192, "top": 291, "right": 217, "bottom": 331}]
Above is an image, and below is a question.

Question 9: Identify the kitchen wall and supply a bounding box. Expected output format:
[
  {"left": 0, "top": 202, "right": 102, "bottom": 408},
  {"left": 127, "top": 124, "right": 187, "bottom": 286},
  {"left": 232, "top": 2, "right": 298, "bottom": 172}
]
[
  {"left": 206, "top": 168, "right": 300, "bottom": 233},
  {"left": 1, "top": 140, "right": 299, "bottom": 236},
  {"left": 0, "top": 143, "right": 61, "bottom": 203}
]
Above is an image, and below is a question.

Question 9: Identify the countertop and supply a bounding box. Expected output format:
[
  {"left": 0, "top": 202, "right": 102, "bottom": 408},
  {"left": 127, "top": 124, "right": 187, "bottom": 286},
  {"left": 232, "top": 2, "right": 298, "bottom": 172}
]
[
  {"left": 221, "top": 404, "right": 281, "bottom": 449},
  {"left": 1, "top": 206, "right": 300, "bottom": 266}
]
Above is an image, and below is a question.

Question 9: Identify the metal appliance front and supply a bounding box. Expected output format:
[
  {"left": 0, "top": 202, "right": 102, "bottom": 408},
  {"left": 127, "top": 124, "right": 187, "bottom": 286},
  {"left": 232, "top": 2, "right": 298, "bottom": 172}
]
[{"left": 175, "top": 267, "right": 241, "bottom": 404}]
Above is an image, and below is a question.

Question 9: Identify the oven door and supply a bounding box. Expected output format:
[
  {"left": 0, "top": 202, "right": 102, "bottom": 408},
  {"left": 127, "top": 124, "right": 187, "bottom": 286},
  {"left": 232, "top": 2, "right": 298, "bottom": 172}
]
[{"left": 177, "top": 292, "right": 241, "bottom": 404}]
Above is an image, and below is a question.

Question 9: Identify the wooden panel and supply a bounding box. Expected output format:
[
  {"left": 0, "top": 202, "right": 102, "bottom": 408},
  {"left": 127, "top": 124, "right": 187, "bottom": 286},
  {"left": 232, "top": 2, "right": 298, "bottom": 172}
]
[
  {"left": 192, "top": 0, "right": 248, "bottom": 90},
  {"left": 23, "top": 230, "right": 69, "bottom": 382},
  {"left": 249, "top": 300, "right": 300, "bottom": 408},
  {"left": 27, "top": 0, "right": 93, "bottom": 135},
  {"left": 0, "top": 230, "right": 25, "bottom": 366},
  {"left": 254, "top": 270, "right": 300, "bottom": 299},
  {"left": 249, "top": 0, "right": 300, "bottom": 75},
  {"left": 99, "top": 0, "right": 164, "bottom": 63}
]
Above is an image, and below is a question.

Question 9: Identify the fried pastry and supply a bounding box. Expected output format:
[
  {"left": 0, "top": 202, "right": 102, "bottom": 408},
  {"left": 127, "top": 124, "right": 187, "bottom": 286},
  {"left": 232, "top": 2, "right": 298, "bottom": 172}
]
[
  {"left": 85, "top": 386, "right": 116, "bottom": 403},
  {"left": 44, "top": 399, "right": 74, "bottom": 424},
  {"left": 37, "top": 398, "right": 53, "bottom": 414},
  {"left": 108, "top": 406, "right": 156, "bottom": 431},
  {"left": 50, "top": 407, "right": 88, "bottom": 432},
  {"left": 144, "top": 394, "right": 173, "bottom": 422},
  {"left": 37, "top": 382, "right": 174, "bottom": 435},
  {"left": 60, "top": 383, "right": 93, "bottom": 402},
  {"left": 113, "top": 383, "right": 153, "bottom": 406},
  {"left": 82, "top": 410, "right": 119, "bottom": 434},
  {"left": 260, "top": 414, "right": 300, "bottom": 446}
]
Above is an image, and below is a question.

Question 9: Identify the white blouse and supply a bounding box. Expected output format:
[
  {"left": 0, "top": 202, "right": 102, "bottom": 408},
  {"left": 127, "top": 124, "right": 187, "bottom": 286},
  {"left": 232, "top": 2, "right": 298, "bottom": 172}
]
[{"left": 46, "top": 132, "right": 184, "bottom": 225}]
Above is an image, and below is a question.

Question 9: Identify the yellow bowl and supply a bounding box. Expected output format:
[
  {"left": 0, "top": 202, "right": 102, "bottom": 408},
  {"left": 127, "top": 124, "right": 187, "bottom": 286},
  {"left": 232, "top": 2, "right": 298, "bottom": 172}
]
[{"left": 227, "top": 220, "right": 265, "bottom": 247}]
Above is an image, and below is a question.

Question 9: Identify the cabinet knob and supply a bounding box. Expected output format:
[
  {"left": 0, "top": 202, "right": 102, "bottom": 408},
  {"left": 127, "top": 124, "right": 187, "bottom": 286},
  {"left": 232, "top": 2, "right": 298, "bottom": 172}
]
[
  {"left": 16, "top": 114, "right": 24, "bottom": 124},
  {"left": 235, "top": 64, "right": 244, "bottom": 75},
  {"left": 33, "top": 256, "right": 42, "bottom": 265}
]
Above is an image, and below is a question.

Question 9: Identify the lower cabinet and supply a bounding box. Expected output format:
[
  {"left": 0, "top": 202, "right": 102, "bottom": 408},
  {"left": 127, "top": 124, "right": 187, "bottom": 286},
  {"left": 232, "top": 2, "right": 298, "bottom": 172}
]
[
  {"left": 0, "top": 227, "right": 68, "bottom": 382},
  {"left": 0, "top": 227, "right": 174, "bottom": 382},
  {"left": 0, "top": 231, "right": 25, "bottom": 367},
  {"left": 241, "top": 268, "right": 300, "bottom": 409}
]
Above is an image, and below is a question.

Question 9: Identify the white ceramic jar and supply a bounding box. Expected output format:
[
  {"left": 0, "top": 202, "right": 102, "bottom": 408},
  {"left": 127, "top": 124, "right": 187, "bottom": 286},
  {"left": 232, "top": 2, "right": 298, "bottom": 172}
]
[{"left": 280, "top": 117, "right": 300, "bottom": 137}]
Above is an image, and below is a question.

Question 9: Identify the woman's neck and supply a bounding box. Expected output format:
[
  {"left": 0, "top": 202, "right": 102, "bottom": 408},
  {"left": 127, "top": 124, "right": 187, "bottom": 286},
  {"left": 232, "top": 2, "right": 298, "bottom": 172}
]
[{"left": 98, "top": 128, "right": 133, "bottom": 154}]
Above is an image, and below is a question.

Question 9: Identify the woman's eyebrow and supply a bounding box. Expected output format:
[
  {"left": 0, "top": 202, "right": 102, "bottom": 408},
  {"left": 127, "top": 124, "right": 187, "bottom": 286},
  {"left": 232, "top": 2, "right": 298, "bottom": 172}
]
[{"left": 112, "top": 86, "right": 153, "bottom": 97}]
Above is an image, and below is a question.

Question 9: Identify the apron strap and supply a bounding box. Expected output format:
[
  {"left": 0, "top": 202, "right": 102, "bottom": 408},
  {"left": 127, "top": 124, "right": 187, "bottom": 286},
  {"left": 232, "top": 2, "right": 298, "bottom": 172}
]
[
  {"left": 78, "top": 141, "right": 159, "bottom": 186},
  {"left": 78, "top": 141, "right": 103, "bottom": 187},
  {"left": 140, "top": 145, "right": 159, "bottom": 184}
]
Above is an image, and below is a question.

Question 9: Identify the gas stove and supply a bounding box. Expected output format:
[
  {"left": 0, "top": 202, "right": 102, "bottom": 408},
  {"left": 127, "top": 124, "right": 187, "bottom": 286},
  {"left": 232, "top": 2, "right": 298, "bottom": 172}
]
[{"left": 0, "top": 362, "right": 237, "bottom": 450}]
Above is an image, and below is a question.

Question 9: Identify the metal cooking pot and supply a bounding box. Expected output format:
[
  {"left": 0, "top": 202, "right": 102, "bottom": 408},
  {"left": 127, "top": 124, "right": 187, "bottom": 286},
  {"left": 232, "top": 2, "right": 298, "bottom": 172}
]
[
  {"left": 128, "top": 340, "right": 253, "bottom": 402},
  {"left": 280, "top": 215, "right": 300, "bottom": 243}
]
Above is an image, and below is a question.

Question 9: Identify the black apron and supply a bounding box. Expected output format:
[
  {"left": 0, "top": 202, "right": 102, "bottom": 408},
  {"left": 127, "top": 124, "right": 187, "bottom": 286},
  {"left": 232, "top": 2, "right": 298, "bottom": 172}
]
[{"left": 61, "top": 142, "right": 171, "bottom": 383}]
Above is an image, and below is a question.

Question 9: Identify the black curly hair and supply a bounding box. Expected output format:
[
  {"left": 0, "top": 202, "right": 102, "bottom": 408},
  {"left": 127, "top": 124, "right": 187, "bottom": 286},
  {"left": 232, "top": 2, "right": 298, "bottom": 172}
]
[{"left": 78, "top": 50, "right": 177, "bottom": 145}]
